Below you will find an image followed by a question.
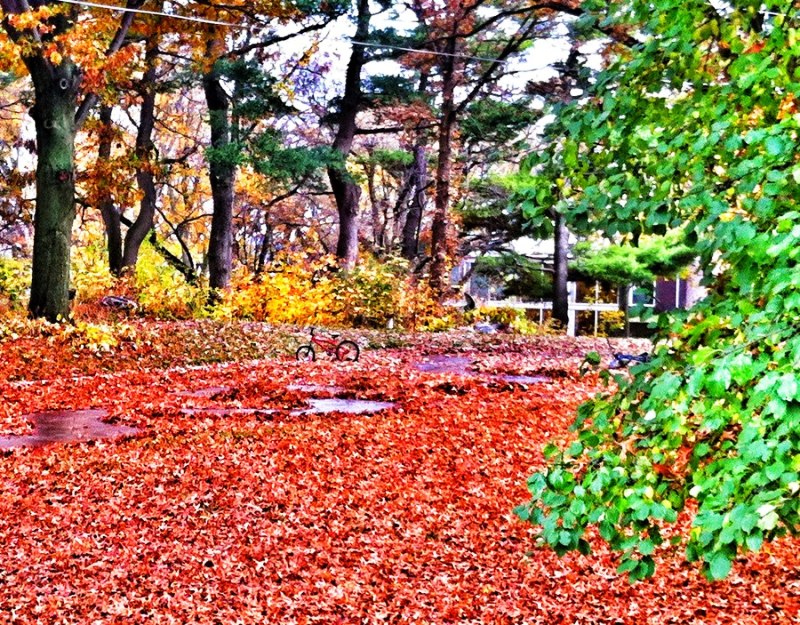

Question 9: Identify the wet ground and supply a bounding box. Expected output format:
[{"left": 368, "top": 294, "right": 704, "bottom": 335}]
[
  {"left": 293, "top": 398, "right": 395, "bottom": 415},
  {"left": 415, "top": 355, "right": 473, "bottom": 374},
  {"left": 414, "top": 355, "right": 549, "bottom": 384},
  {"left": 0, "top": 410, "right": 139, "bottom": 449}
]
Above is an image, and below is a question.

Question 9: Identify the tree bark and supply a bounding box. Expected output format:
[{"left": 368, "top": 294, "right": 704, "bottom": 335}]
[
  {"left": 26, "top": 58, "right": 80, "bottom": 321},
  {"left": 203, "top": 34, "right": 236, "bottom": 291},
  {"left": 1, "top": 0, "right": 139, "bottom": 320},
  {"left": 122, "top": 41, "right": 159, "bottom": 271},
  {"left": 401, "top": 143, "right": 427, "bottom": 260},
  {"left": 552, "top": 209, "right": 570, "bottom": 328},
  {"left": 327, "top": 0, "right": 370, "bottom": 270},
  {"left": 97, "top": 105, "right": 123, "bottom": 276},
  {"left": 365, "top": 162, "right": 386, "bottom": 252},
  {"left": 429, "top": 37, "right": 458, "bottom": 296}
]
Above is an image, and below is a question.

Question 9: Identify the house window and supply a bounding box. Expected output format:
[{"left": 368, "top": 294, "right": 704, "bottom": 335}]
[{"left": 629, "top": 284, "right": 655, "bottom": 307}]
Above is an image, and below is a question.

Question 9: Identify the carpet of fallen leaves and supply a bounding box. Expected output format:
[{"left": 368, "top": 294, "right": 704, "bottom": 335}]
[{"left": 0, "top": 323, "right": 798, "bottom": 624}]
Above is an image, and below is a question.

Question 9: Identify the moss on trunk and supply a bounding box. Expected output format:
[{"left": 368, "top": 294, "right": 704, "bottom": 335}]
[{"left": 27, "top": 61, "right": 78, "bottom": 322}]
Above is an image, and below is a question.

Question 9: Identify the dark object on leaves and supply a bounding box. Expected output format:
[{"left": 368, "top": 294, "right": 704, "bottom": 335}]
[
  {"left": 609, "top": 352, "right": 651, "bottom": 369},
  {"left": 464, "top": 292, "right": 476, "bottom": 312},
  {"left": 100, "top": 295, "right": 138, "bottom": 311}
]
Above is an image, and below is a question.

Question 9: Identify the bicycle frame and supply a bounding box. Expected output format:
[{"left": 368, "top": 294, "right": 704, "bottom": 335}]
[
  {"left": 310, "top": 328, "right": 339, "bottom": 355},
  {"left": 296, "top": 328, "right": 360, "bottom": 362}
]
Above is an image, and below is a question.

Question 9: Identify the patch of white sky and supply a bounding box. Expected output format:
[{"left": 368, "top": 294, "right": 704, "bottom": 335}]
[{"left": 271, "top": 1, "right": 584, "bottom": 104}]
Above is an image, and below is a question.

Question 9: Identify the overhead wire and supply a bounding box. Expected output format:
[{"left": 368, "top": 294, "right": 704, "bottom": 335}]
[
  {"left": 53, "top": 0, "right": 529, "bottom": 65},
  {"left": 349, "top": 40, "right": 509, "bottom": 65},
  {"left": 57, "top": 0, "right": 246, "bottom": 29}
]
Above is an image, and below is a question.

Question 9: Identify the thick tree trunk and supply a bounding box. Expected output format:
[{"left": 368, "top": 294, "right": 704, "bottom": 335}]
[
  {"left": 204, "top": 37, "right": 235, "bottom": 291},
  {"left": 552, "top": 210, "right": 570, "bottom": 328},
  {"left": 327, "top": 0, "right": 370, "bottom": 270},
  {"left": 1, "top": 0, "right": 138, "bottom": 320},
  {"left": 401, "top": 144, "right": 427, "bottom": 260},
  {"left": 97, "top": 105, "right": 123, "bottom": 276},
  {"left": 429, "top": 43, "right": 457, "bottom": 296},
  {"left": 122, "top": 43, "right": 159, "bottom": 271},
  {"left": 334, "top": 184, "right": 360, "bottom": 263},
  {"left": 27, "top": 60, "right": 79, "bottom": 321}
]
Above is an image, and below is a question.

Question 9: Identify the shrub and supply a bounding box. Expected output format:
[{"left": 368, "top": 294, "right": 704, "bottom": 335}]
[
  {"left": 0, "top": 258, "right": 30, "bottom": 313},
  {"left": 133, "top": 244, "right": 207, "bottom": 319},
  {"left": 465, "top": 306, "right": 553, "bottom": 335},
  {"left": 227, "top": 252, "right": 447, "bottom": 330},
  {"left": 227, "top": 252, "right": 339, "bottom": 325}
]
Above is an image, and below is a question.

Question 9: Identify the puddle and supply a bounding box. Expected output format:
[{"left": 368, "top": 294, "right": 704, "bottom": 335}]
[
  {"left": 293, "top": 398, "right": 394, "bottom": 415},
  {"left": 0, "top": 410, "right": 139, "bottom": 449},
  {"left": 415, "top": 356, "right": 473, "bottom": 375},
  {"left": 496, "top": 375, "right": 549, "bottom": 384},
  {"left": 415, "top": 355, "right": 550, "bottom": 388}
]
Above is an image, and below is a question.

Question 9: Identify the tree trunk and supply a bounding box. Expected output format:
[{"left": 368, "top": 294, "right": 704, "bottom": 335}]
[
  {"left": 97, "top": 105, "right": 123, "bottom": 276},
  {"left": 552, "top": 209, "right": 570, "bottom": 328},
  {"left": 366, "top": 163, "right": 386, "bottom": 252},
  {"left": 256, "top": 224, "right": 272, "bottom": 275},
  {"left": 122, "top": 42, "right": 159, "bottom": 271},
  {"left": 327, "top": 0, "right": 370, "bottom": 270},
  {"left": 27, "top": 59, "right": 79, "bottom": 321},
  {"left": 401, "top": 144, "right": 427, "bottom": 260},
  {"left": 1, "top": 0, "right": 138, "bottom": 320},
  {"left": 334, "top": 184, "right": 360, "bottom": 263},
  {"left": 203, "top": 39, "right": 236, "bottom": 291},
  {"left": 429, "top": 41, "right": 457, "bottom": 296}
]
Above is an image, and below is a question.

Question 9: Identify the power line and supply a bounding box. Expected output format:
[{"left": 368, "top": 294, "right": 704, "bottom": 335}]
[
  {"left": 58, "top": 0, "right": 245, "bottom": 29},
  {"left": 350, "top": 39, "right": 509, "bottom": 65},
  {"left": 42, "top": 0, "right": 524, "bottom": 65}
]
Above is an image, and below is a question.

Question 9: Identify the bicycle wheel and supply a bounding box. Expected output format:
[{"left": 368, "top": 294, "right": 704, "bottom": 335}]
[
  {"left": 296, "top": 345, "right": 316, "bottom": 362},
  {"left": 335, "top": 340, "right": 359, "bottom": 362}
]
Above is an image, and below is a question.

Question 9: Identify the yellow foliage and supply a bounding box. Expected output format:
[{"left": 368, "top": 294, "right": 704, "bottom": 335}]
[
  {"left": 133, "top": 244, "right": 206, "bottom": 319},
  {"left": 226, "top": 252, "right": 447, "bottom": 330},
  {"left": 465, "top": 306, "right": 555, "bottom": 335},
  {"left": 0, "top": 258, "right": 30, "bottom": 315},
  {"left": 67, "top": 234, "right": 455, "bottom": 332},
  {"left": 227, "top": 252, "right": 339, "bottom": 326},
  {"left": 72, "top": 239, "right": 116, "bottom": 302}
]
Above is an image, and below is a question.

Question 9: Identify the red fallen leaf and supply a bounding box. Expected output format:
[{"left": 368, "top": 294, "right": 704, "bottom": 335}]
[
  {"left": 653, "top": 463, "right": 679, "bottom": 479},
  {"left": 745, "top": 40, "right": 766, "bottom": 54},
  {"left": 0, "top": 326, "right": 797, "bottom": 624}
]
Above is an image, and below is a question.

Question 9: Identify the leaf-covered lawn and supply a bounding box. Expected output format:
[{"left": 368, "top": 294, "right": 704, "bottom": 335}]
[{"left": 0, "top": 325, "right": 797, "bottom": 623}]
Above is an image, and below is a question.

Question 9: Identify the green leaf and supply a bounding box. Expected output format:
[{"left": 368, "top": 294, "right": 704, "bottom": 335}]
[
  {"left": 745, "top": 533, "right": 763, "bottom": 552},
  {"left": 778, "top": 374, "right": 799, "bottom": 401},
  {"left": 707, "top": 552, "right": 732, "bottom": 580},
  {"left": 765, "top": 136, "right": 786, "bottom": 157},
  {"left": 765, "top": 461, "right": 785, "bottom": 481}
]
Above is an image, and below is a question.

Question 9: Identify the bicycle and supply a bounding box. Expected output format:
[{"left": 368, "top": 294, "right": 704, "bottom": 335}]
[
  {"left": 296, "top": 327, "right": 360, "bottom": 362},
  {"left": 606, "top": 338, "right": 651, "bottom": 369},
  {"left": 579, "top": 339, "right": 652, "bottom": 375},
  {"left": 609, "top": 351, "right": 651, "bottom": 368}
]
